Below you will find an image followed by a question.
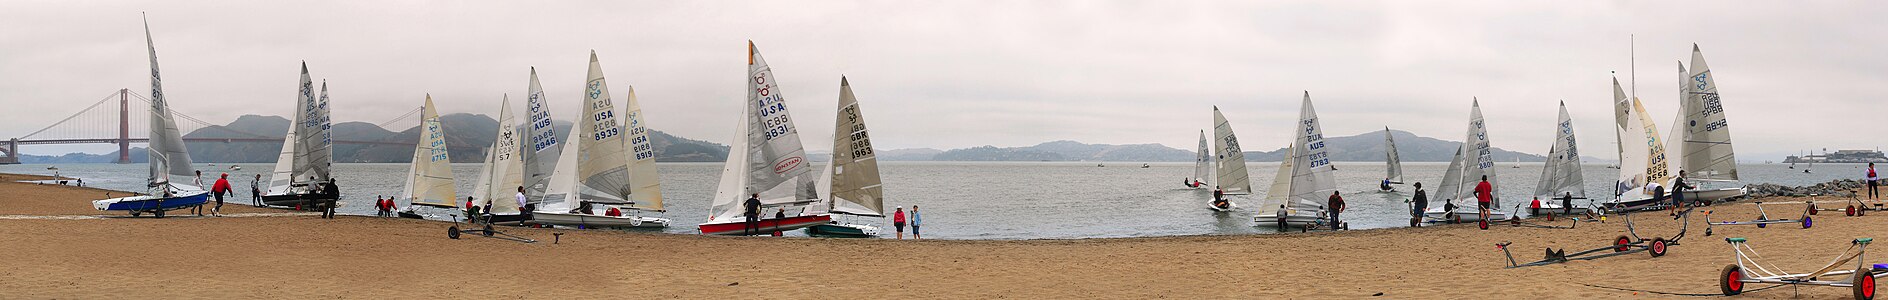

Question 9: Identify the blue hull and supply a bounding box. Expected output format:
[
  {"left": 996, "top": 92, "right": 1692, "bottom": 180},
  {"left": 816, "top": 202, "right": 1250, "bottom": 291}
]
[{"left": 103, "top": 193, "right": 209, "bottom": 212}]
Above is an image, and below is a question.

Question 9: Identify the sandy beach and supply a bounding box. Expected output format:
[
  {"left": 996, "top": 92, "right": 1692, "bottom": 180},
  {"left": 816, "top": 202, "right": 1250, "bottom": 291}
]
[{"left": 2, "top": 172, "right": 1883, "bottom": 299}]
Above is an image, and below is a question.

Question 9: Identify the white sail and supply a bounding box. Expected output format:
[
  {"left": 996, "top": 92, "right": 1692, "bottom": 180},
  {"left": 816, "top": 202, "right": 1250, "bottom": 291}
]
[
  {"left": 402, "top": 96, "right": 457, "bottom": 208},
  {"left": 521, "top": 67, "right": 563, "bottom": 203},
  {"left": 1384, "top": 127, "right": 1403, "bottom": 183},
  {"left": 475, "top": 96, "right": 526, "bottom": 214},
  {"left": 1534, "top": 101, "right": 1586, "bottom": 199},
  {"left": 1679, "top": 45, "right": 1739, "bottom": 181},
  {"left": 293, "top": 76, "right": 333, "bottom": 185},
  {"left": 823, "top": 77, "right": 884, "bottom": 217},
  {"left": 1436, "top": 146, "right": 1466, "bottom": 202},
  {"left": 266, "top": 120, "right": 297, "bottom": 194},
  {"left": 1457, "top": 99, "right": 1498, "bottom": 206},
  {"left": 621, "top": 85, "right": 665, "bottom": 211},
  {"left": 1211, "top": 107, "right": 1252, "bottom": 195},
  {"left": 1193, "top": 130, "right": 1213, "bottom": 186},
  {"left": 709, "top": 42, "right": 819, "bottom": 221},
  {"left": 1262, "top": 144, "right": 1295, "bottom": 214},
  {"left": 1286, "top": 92, "right": 1336, "bottom": 211},
  {"left": 1666, "top": 62, "right": 1686, "bottom": 180},
  {"left": 569, "top": 51, "right": 634, "bottom": 205},
  {"left": 1612, "top": 78, "right": 1645, "bottom": 199},
  {"left": 141, "top": 16, "right": 194, "bottom": 190},
  {"left": 540, "top": 126, "right": 583, "bottom": 212},
  {"left": 1634, "top": 98, "right": 1672, "bottom": 189}
]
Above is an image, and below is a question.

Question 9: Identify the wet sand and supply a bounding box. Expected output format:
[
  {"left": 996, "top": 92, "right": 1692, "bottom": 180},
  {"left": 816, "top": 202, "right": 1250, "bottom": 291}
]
[{"left": 2, "top": 172, "right": 1884, "bottom": 299}]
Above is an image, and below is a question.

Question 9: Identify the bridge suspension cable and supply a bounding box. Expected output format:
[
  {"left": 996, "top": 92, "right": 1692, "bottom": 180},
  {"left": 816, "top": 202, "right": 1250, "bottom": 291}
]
[
  {"left": 17, "top": 90, "right": 123, "bottom": 140},
  {"left": 375, "top": 106, "right": 424, "bottom": 129}
]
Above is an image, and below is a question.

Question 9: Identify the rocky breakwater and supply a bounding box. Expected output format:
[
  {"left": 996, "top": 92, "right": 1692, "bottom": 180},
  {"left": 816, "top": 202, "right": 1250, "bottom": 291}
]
[{"left": 1744, "top": 179, "right": 1866, "bottom": 198}]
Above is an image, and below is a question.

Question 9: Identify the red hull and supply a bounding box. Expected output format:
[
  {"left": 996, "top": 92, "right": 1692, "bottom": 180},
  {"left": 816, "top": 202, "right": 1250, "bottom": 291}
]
[{"left": 699, "top": 215, "right": 832, "bottom": 235}]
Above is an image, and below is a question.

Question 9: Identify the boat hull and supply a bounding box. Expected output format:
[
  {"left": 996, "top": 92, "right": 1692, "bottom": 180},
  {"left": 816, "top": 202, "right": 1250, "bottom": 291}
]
[
  {"left": 699, "top": 215, "right": 832, "bottom": 236},
  {"left": 93, "top": 192, "right": 209, "bottom": 213},
  {"left": 530, "top": 211, "right": 670, "bottom": 228},
  {"left": 261, "top": 191, "right": 338, "bottom": 209},
  {"left": 806, "top": 222, "right": 881, "bottom": 238},
  {"left": 1686, "top": 187, "right": 1747, "bottom": 203},
  {"left": 483, "top": 213, "right": 531, "bottom": 226},
  {"left": 1423, "top": 206, "right": 1512, "bottom": 222},
  {"left": 1252, "top": 212, "right": 1327, "bottom": 228}
]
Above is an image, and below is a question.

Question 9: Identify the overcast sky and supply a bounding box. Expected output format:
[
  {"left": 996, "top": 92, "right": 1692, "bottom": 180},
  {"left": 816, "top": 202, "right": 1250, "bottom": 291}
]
[{"left": 2, "top": 1, "right": 1882, "bottom": 160}]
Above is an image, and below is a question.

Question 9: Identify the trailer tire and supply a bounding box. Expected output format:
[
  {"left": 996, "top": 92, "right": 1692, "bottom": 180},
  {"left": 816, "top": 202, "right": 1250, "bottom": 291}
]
[
  {"left": 1614, "top": 235, "right": 1632, "bottom": 252},
  {"left": 483, "top": 225, "right": 495, "bottom": 237},
  {"left": 1803, "top": 216, "right": 1814, "bottom": 229},
  {"left": 1648, "top": 237, "right": 1668, "bottom": 257},
  {"left": 1757, "top": 217, "right": 1768, "bottom": 228},
  {"left": 1849, "top": 205, "right": 1858, "bottom": 217},
  {"left": 1720, "top": 264, "right": 1743, "bottom": 295},
  {"left": 131, "top": 211, "right": 141, "bottom": 217},
  {"left": 1857, "top": 267, "right": 1876, "bottom": 300},
  {"left": 448, "top": 226, "right": 461, "bottom": 239},
  {"left": 1451, "top": 213, "right": 1462, "bottom": 224},
  {"left": 154, "top": 209, "right": 164, "bottom": 218},
  {"left": 1478, "top": 219, "right": 1489, "bottom": 230},
  {"left": 1810, "top": 203, "right": 1819, "bottom": 215},
  {"left": 1409, "top": 217, "right": 1419, "bottom": 228}
]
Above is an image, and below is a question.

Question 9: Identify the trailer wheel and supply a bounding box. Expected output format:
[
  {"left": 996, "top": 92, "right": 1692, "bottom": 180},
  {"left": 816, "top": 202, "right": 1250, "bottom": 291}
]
[
  {"left": 1451, "top": 213, "right": 1462, "bottom": 224},
  {"left": 1803, "top": 216, "right": 1814, "bottom": 229},
  {"left": 1545, "top": 213, "right": 1555, "bottom": 222},
  {"left": 1757, "top": 217, "right": 1768, "bottom": 228},
  {"left": 154, "top": 209, "right": 164, "bottom": 218},
  {"left": 1720, "top": 264, "right": 1744, "bottom": 295},
  {"left": 130, "top": 211, "right": 141, "bottom": 217},
  {"left": 1857, "top": 267, "right": 1877, "bottom": 300},
  {"left": 1409, "top": 217, "right": 1419, "bottom": 228},
  {"left": 448, "top": 226, "right": 461, "bottom": 239},
  {"left": 1614, "top": 236, "right": 1632, "bottom": 252},
  {"left": 1648, "top": 238, "right": 1668, "bottom": 257},
  {"left": 1810, "top": 203, "right": 1819, "bottom": 215},
  {"left": 483, "top": 225, "right": 495, "bottom": 237},
  {"left": 1478, "top": 219, "right": 1489, "bottom": 230},
  {"left": 1849, "top": 205, "right": 1858, "bottom": 217}
]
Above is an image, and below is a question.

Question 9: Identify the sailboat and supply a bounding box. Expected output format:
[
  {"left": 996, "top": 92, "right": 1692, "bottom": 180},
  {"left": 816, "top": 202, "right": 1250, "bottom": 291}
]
[
  {"left": 396, "top": 95, "right": 458, "bottom": 218},
  {"left": 261, "top": 64, "right": 338, "bottom": 208},
  {"left": 1604, "top": 77, "right": 1673, "bottom": 210},
  {"left": 698, "top": 42, "right": 832, "bottom": 235},
  {"left": 530, "top": 52, "right": 671, "bottom": 228},
  {"left": 1532, "top": 101, "right": 1587, "bottom": 214},
  {"left": 1207, "top": 107, "right": 1251, "bottom": 211},
  {"left": 470, "top": 95, "right": 528, "bottom": 225},
  {"left": 93, "top": 16, "right": 209, "bottom": 217},
  {"left": 1186, "top": 130, "right": 1212, "bottom": 188},
  {"left": 1380, "top": 127, "right": 1404, "bottom": 191},
  {"left": 1255, "top": 92, "right": 1340, "bottom": 228},
  {"left": 806, "top": 77, "right": 887, "bottom": 237},
  {"left": 520, "top": 68, "right": 563, "bottom": 217},
  {"left": 1423, "top": 99, "right": 1512, "bottom": 222},
  {"left": 1670, "top": 45, "right": 1748, "bottom": 201}
]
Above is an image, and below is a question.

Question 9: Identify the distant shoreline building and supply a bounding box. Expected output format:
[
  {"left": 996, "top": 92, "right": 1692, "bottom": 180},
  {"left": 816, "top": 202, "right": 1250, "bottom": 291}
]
[{"left": 1784, "top": 149, "right": 1888, "bottom": 163}]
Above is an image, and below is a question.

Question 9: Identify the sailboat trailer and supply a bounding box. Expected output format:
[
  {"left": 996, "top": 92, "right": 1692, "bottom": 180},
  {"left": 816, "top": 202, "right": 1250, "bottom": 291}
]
[{"left": 1495, "top": 208, "right": 1691, "bottom": 268}]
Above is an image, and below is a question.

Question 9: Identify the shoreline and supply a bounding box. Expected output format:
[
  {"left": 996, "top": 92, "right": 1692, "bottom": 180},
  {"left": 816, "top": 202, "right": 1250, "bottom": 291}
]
[{"left": 2, "top": 171, "right": 1883, "bottom": 298}]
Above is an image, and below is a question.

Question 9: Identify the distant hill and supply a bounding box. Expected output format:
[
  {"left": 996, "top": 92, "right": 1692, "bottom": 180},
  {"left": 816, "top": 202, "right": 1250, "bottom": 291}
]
[
  {"left": 926, "top": 130, "right": 1564, "bottom": 162},
  {"left": 23, "top": 114, "right": 730, "bottom": 164},
  {"left": 934, "top": 141, "right": 1195, "bottom": 162},
  {"left": 1241, "top": 129, "right": 1550, "bottom": 162}
]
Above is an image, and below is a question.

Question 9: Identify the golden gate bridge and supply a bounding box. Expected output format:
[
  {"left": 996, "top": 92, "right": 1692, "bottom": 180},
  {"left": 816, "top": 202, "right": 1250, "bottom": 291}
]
[{"left": 1, "top": 89, "right": 421, "bottom": 164}]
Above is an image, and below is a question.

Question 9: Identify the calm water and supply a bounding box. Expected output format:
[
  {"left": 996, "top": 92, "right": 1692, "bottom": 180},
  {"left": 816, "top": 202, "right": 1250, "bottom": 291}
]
[{"left": 3, "top": 161, "right": 1867, "bottom": 240}]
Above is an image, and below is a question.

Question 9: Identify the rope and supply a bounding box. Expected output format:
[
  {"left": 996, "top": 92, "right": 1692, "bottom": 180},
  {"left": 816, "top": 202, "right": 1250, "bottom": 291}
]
[{"left": 1579, "top": 282, "right": 1785, "bottom": 297}]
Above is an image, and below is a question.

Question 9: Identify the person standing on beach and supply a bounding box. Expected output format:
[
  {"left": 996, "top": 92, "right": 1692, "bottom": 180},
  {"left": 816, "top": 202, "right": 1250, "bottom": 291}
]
[
  {"left": 210, "top": 173, "right": 231, "bottom": 217},
  {"left": 1410, "top": 182, "right": 1428, "bottom": 223},
  {"left": 892, "top": 206, "right": 907, "bottom": 239},
  {"left": 743, "top": 194, "right": 762, "bottom": 236},
  {"left": 1671, "top": 170, "right": 1692, "bottom": 211},
  {"left": 1474, "top": 175, "right": 1493, "bottom": 222},
  {"left": 1867, "top": 163, "right": 1879, "bottom": 199},
  {"left": 250, "top": 174, "right": 262, "bottom": 207},
  {"left": 515, "top": 186, "right": 530, "bottom": 216},
  {"left": 910, "top": 205, "right": 923, "bottom": 239},
  {"left": 1326, "top": 191, "right": 1345, "bottom": 229},
  {"left": 192, "top": 170, "right": 206, "bottom": 216}
]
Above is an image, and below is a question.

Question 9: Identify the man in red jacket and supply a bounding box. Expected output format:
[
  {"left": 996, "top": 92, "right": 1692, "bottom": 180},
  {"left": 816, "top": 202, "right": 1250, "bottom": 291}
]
[
  {"left": 211, "top": 173, "right": 233, "bottom": 217},
  {"left": 1474, "top": 175, "right": 1493, "bottom": 223}
]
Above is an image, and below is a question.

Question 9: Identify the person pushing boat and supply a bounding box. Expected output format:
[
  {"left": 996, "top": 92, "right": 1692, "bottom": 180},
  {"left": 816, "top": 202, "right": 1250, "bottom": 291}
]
[
  {"left": 743, "top": 194, "right": 762, "bottom": 236},
  {"left": 211, "top": 173, "right": 231, "bottom": 216}
]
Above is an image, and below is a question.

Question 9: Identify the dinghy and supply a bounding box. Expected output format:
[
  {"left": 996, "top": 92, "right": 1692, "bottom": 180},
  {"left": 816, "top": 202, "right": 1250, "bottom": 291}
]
[
  {"left": 396, "top": 96, "right": 458, "bottom": 218},
  {"left": 93, "top": 17, "right": 209, "bottom": 217},
  {"left": 1605, "top": 77, "right": 1674, "bottom": 211},
  {"left": 261, "top": 64, "right": 338, "bottom": 208},
  {"left": 1206, "top": 107, "right": 1250, "bottom": 211},
  {"left": 1531, "top": 101, "right": 1588, "bottom": 215},
  {"left": 698, "top": 42, "right": 831, "bottom": 235},
  {"left": 530, "top": 52, "right": 670, "bottom": 228},
  {"left": 469, "top": 95, "right": 528, "bottom": 225},
  {"left": 1381, "top": 127, "right": 1405, "bottom": 191},
  {"left": 1186, "top": 130, "right": 1213, "bottom": 189},
  {"left": 1255, "top": 93, "right": 1340, "bottom": 228},
  {"left": 518, "top": 68, "right": 563, "bottom": 218},
  {"left": 1670, "top": 45, "right": 1747, "bottom": 202},
  {"left": 807, "top": 77, "right": 887, "bottom": 238},
  {"left": 1424, "top": 99, "right": 1513, "bottom": 222}
]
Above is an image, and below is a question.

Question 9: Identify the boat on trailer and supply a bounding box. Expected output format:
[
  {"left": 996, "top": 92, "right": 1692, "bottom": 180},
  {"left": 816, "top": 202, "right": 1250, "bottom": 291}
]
[
  {"left": 93, "top": 17, "right": 209, "bottom": 218},
  {"left": 395, "top": 95, "right": 461, "bottom": 218},
  {"left": 529, "top": 52, "right": 671, "bottom": 229},
  {"left": 1668, "top": 45, "right": 1747, "bottom": 203},
  {"left": 467, "top": 94, "right": 530, "bottom": 225},
  {"left": 1255, "top": 92, "right": 1340, "bottom": 229},
  {"left": 1423, "top": 99, "right": 1513, "bottom": 224},
  {"left": 261, "top": 64, "right": 339, "bottom": 209},
  {"left": 1530, "top": 101, "right": 1590, "bottom": 216},
  {"left": 699, "top": 42, "right": 832, "bottom": 235},
  {"left": 806, "top": 77, "right": 887, "bottom": 238}
]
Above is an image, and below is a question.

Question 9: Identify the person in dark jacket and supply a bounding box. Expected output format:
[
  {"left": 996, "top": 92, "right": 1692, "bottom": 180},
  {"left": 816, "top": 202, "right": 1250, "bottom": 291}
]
[
  {"left": 1411, "top": 182, "right": 1428, "bottom": 219},
  {"left": 1327, "top": 191, "right": 1346, "bottom": 229},
  {"left": 743, "top": 194, "right": 762, "bottom": 236}
]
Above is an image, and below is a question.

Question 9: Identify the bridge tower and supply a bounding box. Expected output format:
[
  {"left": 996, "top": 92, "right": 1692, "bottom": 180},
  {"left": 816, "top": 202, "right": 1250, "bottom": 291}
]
[
  {"left": 117, "top": 88, "right": 130, "bottom": 164},
  {"left": 0, "top": 138, "right": 18, "bottom": 164}
]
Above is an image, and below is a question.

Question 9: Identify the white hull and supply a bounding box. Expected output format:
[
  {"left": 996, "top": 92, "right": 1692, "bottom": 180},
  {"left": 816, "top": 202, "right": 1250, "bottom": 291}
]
[
  {"left": 1686, "top": 187, "right": 1747, "bottom": 202},
  {"left": 1208, "top": 200, "right": 1238, "bottom": 211},
  {"left": 1253, "top": 210, "right": 1327, "bottom": 228},
  {"left": 1423, "top": 206, "right": 1512, "bottom": 222},
  {"left": 530, "top": 211, "right": 669, "bottom": 228}
]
